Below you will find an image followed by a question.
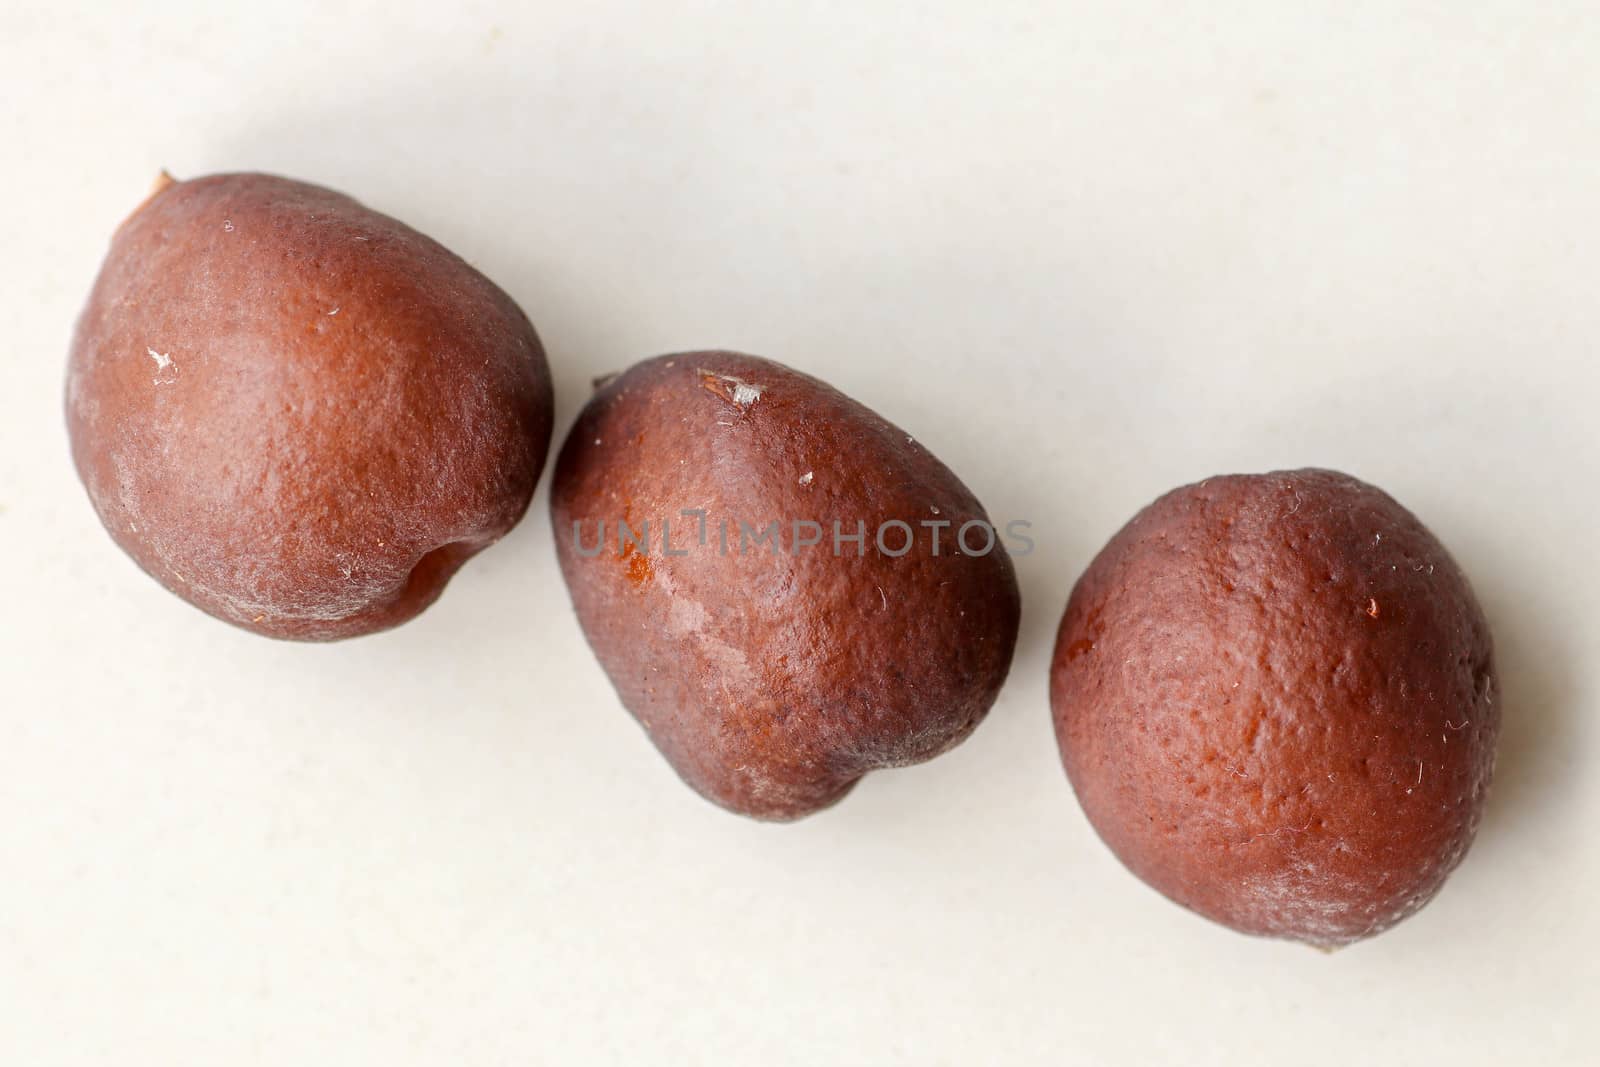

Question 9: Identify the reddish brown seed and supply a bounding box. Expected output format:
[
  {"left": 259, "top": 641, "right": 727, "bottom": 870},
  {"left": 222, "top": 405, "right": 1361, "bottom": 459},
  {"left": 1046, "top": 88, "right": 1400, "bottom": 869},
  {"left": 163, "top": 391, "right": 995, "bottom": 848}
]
[
  {"left": 66, "top": 173, "right": 553, "bottom": 640},
  {"left": 1050, "top": 468, "right": 1498, "bottom": 946},
  {"left": 551, "top": 352, "right": 1021, "bottom": 820}
]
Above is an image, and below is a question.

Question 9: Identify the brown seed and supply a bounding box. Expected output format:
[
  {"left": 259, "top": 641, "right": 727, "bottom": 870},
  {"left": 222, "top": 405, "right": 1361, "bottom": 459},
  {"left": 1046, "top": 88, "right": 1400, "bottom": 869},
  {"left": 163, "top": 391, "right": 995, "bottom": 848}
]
[
  {"left": 66, "top": 173, "right": 553, "bottom": 640},
  {"left": 1049, "top": 468, "right": 1499, "bottom": 946},
  {"left": 551, "top": 352, "right": 1021, "bottom": 820}
]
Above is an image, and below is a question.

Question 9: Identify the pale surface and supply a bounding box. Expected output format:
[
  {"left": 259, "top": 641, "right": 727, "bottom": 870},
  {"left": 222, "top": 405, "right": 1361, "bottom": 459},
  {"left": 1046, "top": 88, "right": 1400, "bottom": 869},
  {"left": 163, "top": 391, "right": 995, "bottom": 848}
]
[{"left": 1, "top": 3, "right": 1594, "bottom": 1063}]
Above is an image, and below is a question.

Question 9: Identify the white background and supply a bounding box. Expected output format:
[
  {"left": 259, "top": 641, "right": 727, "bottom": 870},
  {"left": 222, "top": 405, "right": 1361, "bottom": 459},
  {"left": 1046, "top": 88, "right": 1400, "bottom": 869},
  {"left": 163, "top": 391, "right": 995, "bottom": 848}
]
[{"left": 2, "top": 2, "right": 1595, "bottom": 1063}]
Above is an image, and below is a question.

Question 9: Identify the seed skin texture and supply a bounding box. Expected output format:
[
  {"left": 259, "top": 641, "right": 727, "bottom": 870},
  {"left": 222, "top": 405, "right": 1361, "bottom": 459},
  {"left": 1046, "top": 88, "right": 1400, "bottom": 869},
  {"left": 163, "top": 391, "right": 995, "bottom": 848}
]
[
  {"left": 1050, "top": 469, "right": 1499, "bottom": 947},
  {"left": 551, "top": 352, "right": 1022, "bottom": 821},
  {"left": 66, "top": 173, "right": 554, "bottom": 640}
]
